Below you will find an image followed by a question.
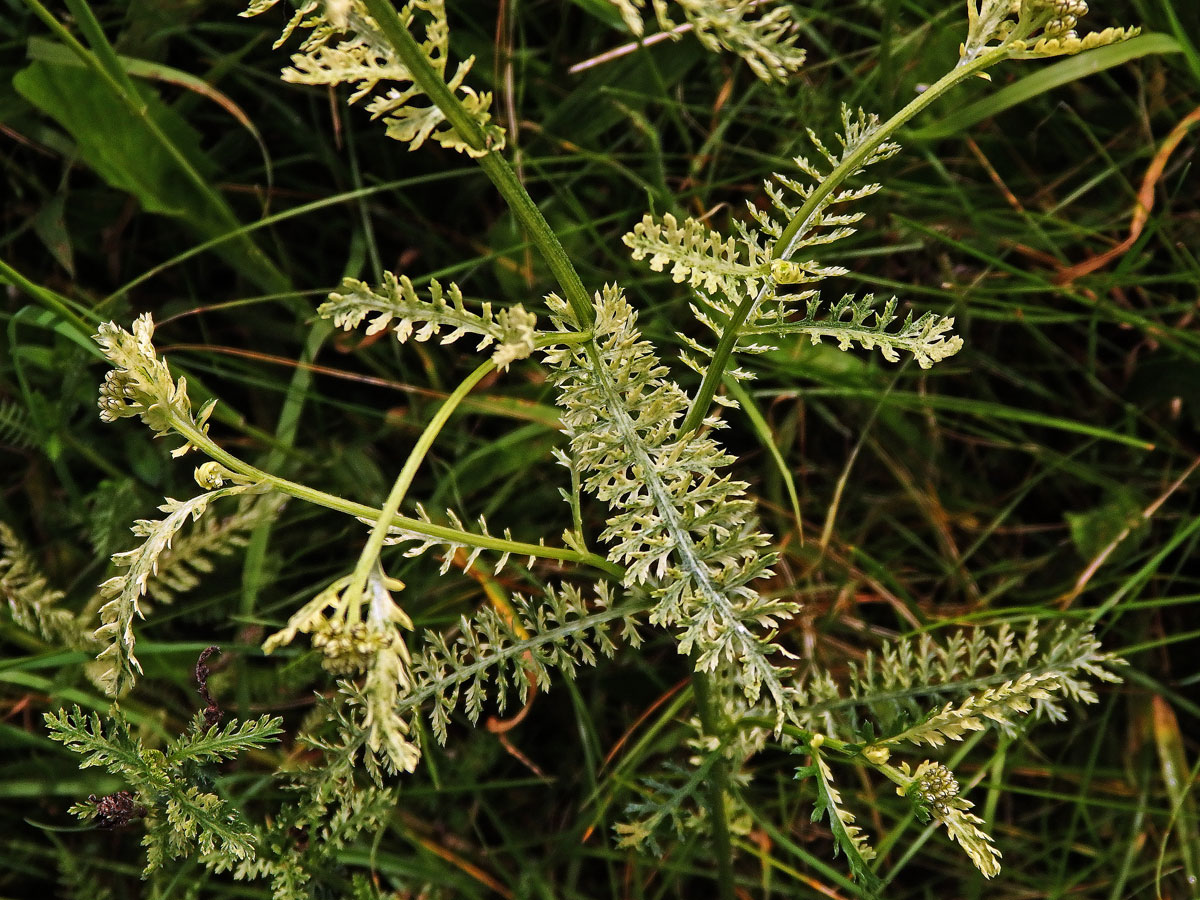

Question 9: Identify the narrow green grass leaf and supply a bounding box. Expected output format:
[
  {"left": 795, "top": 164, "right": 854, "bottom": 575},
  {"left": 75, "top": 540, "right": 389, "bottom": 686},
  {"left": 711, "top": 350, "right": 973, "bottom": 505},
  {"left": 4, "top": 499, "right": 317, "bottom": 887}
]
[
  {"left": 911, "top": 34, "right": 1182, "bottom": 140},
  {"left": 724, "top": 376, "right": 803, "bottom": 534},
  {"left": 1157, "top": 0, "right": 1200, "bottom": 86},
  {"left": 799, "top": 387, "right": 1155, "bottom": 450}
]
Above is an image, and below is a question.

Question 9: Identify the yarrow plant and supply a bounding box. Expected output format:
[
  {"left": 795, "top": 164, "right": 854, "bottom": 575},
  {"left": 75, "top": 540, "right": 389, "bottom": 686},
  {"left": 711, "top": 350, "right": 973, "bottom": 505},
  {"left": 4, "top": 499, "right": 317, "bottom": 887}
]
[{"left": 30, "top": 0, "right": 1142, "bottom": 896}]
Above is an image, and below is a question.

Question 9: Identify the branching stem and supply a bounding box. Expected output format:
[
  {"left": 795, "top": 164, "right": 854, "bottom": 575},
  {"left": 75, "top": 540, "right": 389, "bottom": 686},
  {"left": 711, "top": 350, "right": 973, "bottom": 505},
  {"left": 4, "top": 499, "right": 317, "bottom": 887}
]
[
  {"left": 678, "top": 43, "right": 1013, "bottom": 435},
  {"left": 163, "top": 378, "right": 619, "bottom": 578}
]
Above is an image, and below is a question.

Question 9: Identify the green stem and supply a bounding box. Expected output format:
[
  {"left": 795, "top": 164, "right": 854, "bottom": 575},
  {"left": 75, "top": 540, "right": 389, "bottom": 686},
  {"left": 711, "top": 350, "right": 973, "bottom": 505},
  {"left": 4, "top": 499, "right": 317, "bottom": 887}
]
[
  {"left": 345, "top": 358, "right": 496, "bottom": 624},
  {"left": 165, "top": 405, "right": 620, "bottom": 578},
  {"left": 678, "top": 44, "right": 1012, "bottom": 435},
  {"left": 357, "top": 0, "right": 595, "bottom": 328},
  {"left": 692, "top": 669, "right": 736, "bottom": 900},
  {"left": 477, "top": 153, "right": 594, "bottom": 327},
  {"left": 357, "top": 0, "right": 487, "bottom": 148}
]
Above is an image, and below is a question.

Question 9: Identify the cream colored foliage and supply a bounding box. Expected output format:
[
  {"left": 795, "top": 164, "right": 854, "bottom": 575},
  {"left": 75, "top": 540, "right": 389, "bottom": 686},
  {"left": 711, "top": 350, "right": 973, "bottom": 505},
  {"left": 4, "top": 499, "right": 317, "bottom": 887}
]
[
  {"left": 244, "top": 0, "right": 504, "bottom": 156},
  {"left": 608, "top": 0, "right": 806, "bottom": 82}
]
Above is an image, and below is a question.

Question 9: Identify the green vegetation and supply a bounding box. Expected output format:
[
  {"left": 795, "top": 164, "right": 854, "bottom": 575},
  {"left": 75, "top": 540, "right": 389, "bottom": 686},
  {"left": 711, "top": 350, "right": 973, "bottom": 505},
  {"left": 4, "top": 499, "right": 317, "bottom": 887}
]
[{"left": 2, "top": 1, "right": 1198, "bottom": 897}]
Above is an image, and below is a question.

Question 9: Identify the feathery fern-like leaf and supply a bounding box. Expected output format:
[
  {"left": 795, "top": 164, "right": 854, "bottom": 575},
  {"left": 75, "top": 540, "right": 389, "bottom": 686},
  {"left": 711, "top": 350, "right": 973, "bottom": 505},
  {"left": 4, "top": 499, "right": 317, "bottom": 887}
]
[
  {"left": 222, "top": 741, "right": 397, "bottom": 899},
  {"left": 797, "top": 739, "right": 881, "bottom": 893},
  {"left": 883, "top": 670, "right": 1062, "bottom": 748},
  {"left": 152, "top": 784, "right": 256, "bottom": 872},
  {"left": 379, "top": 503, "right": 530, "bottom": 574},
  {"left": 261, "top": 563, "right": 422, "bottom": 774},
  {"left": 0, "top": 399, "right": 36, "bottom": 450},
  {"left": 746, "top": 292, "right": 963, "bottom": 369},
  {"left": 624, "top": 211, "right": 773, "bottom": 295},
  {"left": 45, "top": 704, "right": 280, "bottom": 874},
  {"left": 940, "top": 796, "right": 1003, "bottom": 878},
  {"left": 613, "top": 757, "right": 721, "bottom": 852},
  {"left": 1, "top": 521, "right": 90, "bottom": 647},
  {"left": 401, "top": 582, "right": 644, "bottom": 745},
  {"left": 244, "top": 0, "right": 504, "bottom": 156},
  {"left": 85, "top": 496, "right": 276, "bottom": 624},
  {"left": 354, "top": 625, "right": 421, "bottom": 774},
  {"left": 786, "top": 620, "right": 1122, "bottom": 742},
  {"left": 899, "top": 759, "right": 1002, "bottom": 878},
  {"left": 166, "top": 714, "right": 285, "bottom": 766},
  {"left": 611, "top": 0, "right": 806, "bottom": 82},
  {"left": 544, "top": 285, "right": 796, "bottom": 711},
  {"left": 625, "top": 106, "right": 960, "bottom": 376},
  {"left": 320, "top": 273, "right": 537, "bottom": 370},
  {"left": 45, "top": 705, "right": 147, "bottom": 774},
  {"left": 94, "top": 484, "right": 263, "bottom": 697}
]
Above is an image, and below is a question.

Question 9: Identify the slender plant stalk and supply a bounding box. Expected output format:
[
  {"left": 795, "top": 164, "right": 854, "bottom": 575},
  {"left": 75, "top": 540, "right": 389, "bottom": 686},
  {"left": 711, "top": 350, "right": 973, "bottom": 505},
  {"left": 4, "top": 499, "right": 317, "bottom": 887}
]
[
  {"left": 162, "top": 387, "right": 619, "bottom": 576},
  {"left": 692, "top": 668, "right": 737, "bottom": 900},
  {"left": 345, "top": 358, "right": 497, "bottom": 624}
]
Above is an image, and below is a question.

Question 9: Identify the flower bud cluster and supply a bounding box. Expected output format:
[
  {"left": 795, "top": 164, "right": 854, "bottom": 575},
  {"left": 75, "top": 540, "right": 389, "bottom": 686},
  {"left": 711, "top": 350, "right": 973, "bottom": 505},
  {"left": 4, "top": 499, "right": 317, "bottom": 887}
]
[
  {"left": 906, "top": 760, "right": 961, "bottom": 819},
  {"left": 94, "top": 313, "right": 214, "bottom": 456},
  {"left": 1025, "top": 24, "right": 1139, "bottom": 56},
  {"left": 97, "top": 368, "right": 141, "bottom": 423},
  {"left": 95, "top": 315, "right": 172, "bottom": 427},
  {"left": 312, "top": 620, "right": 397, "bottom": 675},
  {"left": 1042, "top": 2, "right": 1088, "bottom": 40}
]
